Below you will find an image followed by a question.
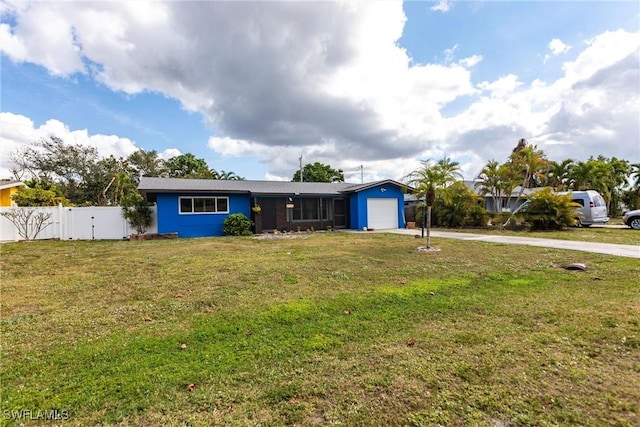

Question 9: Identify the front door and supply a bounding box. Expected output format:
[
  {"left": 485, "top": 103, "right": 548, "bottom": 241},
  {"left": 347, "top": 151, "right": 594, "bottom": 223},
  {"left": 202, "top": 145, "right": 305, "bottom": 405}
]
[
  {"left": 333, "top": 198, "right": 348, "bottom": 228},
  {"left": 259, "top": 198, "right": 278, "bottom": 231}
]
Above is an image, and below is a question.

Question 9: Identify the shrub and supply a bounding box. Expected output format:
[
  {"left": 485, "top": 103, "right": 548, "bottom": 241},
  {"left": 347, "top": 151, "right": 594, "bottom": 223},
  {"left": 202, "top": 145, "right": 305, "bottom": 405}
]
[
  {"left": 121, "top": 193, "right": 153, "bottom": 234},
  {"left": 223, "top": 213, "right": 253, "bottom": 236},
  {"left": 418, "top": 182, "right": 488, "bottom": 228},
  {"left": 520, "top": 188, "right": 579, "bottom": 230}
]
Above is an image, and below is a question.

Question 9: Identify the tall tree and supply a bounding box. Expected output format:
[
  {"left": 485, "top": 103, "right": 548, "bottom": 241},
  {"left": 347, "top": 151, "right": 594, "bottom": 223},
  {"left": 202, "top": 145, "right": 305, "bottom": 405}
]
[
  {"left": 405, "top": 157, "right": 462, "bottom": 193},
  {"left": 292, "top": 162, "right": 344, "bottom": 182},
  {"left": 567, "top": 160, "right": 599, "bottom": 191},
  {"left": 13, "top": 136, "right": 101, "bottom": 204},
  {"left": 543, "top": 159, "right": 575, "bottom": 191},
  {"left": 404, "top": 157, "right": 463, "bottom": 236},
  {"left": 165, "top": 153, "right": 214, "bottom": 179},
  {"left": 11, "top": 182, "right": 72, "bottom": 207},
  {"left": 630, "top": 163, "right": 640, "bottom": 190},
  {"left": 127, "top": 149, "right": 167, "bottom": 178},
  {"left": 508, "top": 139, "right": 548, "bottom": 198},
  {"left": 475, "top": 159, "right": 519, "bottom": 212}
]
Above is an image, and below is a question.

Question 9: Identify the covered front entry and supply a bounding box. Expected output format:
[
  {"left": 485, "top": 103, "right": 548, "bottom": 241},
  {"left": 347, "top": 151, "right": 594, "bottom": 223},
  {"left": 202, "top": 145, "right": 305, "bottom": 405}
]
[{"left": 366, "top": 198, "right": 398, "bottom": 229}]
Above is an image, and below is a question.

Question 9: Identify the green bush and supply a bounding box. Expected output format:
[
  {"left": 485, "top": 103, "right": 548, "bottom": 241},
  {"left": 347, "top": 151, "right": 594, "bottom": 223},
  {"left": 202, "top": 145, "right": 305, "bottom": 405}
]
[
  {"left": 121, "top": 193, "right": 153, "bottom": 234},
  {"left": 520, "top": 188, "right": 579, "bottom": 230},
  {"left": 417, "top": 182, "right": 488, "bottom": 228},
  {"left": 223, "top": 213, "right": 253, "bottom": 236}
]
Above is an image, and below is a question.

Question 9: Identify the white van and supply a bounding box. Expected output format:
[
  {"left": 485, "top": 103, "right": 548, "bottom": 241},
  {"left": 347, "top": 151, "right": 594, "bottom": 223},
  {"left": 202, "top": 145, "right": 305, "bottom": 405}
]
[{"left": 558, "top": 190, "right": 609, "bottom": 227}]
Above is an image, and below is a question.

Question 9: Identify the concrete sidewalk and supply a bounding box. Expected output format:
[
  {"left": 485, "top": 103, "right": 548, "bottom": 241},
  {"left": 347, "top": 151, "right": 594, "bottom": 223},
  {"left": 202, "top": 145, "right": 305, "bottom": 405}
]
[{"left": 370, "top": 228, "right": 640, "bottom": 259}]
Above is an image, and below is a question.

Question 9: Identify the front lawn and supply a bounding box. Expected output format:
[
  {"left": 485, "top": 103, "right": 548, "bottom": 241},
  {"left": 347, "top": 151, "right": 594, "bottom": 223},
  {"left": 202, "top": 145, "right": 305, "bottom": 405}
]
[{"left": 1, "top": 234, "right": 638, "bottom": 426}]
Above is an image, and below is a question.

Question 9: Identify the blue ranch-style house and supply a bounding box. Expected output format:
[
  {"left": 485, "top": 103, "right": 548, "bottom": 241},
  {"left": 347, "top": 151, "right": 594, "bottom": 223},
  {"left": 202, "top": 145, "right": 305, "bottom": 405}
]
[{"left": 138, "top": 177, "right": 411, "bottom": 238}]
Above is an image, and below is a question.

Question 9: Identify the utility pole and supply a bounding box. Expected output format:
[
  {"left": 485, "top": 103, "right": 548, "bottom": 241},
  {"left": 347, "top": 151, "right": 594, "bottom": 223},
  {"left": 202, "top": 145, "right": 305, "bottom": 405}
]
[
  {"left": 299, "top": 155, "right": 303, "bottom": 182},
  {"left": 360, "top": 165, "right": 363, "bottom": 184}
]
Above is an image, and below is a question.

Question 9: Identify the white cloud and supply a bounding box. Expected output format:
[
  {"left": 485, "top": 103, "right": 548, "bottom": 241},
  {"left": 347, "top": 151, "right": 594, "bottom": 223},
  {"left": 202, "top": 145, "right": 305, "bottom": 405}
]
[
  {"left": 477, "top": 74, "right": 523, "bottom": 98},
  {"left": 0, "top": 112, "right": 140, "bottom": 179},
  {"left": 545, "top": 38, "right": 571, "bottom": 64},
  {"left": 0, "top": 2, "right": 638, "bottom": 182},
  {"left": 431, "top": 0, "right": 452, "bottom": 13},
  {"left": 459, "top": 55, "right": 482, "bottom": 68},
  {"left": 549, "top": 38, "right": 571, "bottom": 55}
]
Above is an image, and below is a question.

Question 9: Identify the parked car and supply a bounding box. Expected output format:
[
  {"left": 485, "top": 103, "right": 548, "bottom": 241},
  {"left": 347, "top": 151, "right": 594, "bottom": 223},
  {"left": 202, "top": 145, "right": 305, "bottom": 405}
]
[
  {"left": 623, "top": 209, "right": 640, "bottom": 230},
  {"left": 557, "top": 190, "right": 609, "bottom": 227}
]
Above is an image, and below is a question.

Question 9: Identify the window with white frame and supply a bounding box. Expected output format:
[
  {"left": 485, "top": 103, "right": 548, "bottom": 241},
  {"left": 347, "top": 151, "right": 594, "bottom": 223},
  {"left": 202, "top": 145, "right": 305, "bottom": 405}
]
[{"left": 179, "top": 196, "right": 229, "bottom": 214}]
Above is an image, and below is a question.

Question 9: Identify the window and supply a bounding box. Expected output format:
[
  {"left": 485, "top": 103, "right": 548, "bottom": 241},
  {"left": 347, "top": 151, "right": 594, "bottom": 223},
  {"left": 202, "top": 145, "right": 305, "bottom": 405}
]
[
  {"left": 291, "top": 198, "right": 331, "bottom": 221},
  {"left": 179, "top": 196, "right": 229, "bottom": 214}
]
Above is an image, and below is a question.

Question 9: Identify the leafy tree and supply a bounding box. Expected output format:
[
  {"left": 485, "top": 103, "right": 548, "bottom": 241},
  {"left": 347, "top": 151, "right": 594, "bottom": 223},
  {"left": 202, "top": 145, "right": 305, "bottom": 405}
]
[
  {"left": 127, "top": 149, "right": 167, "bottom": 178},
  {"left": 292, "top": 162, "right": 344, "bottom": 182},
  {"left": 602, "top": 156, "right": 630, "bottom": 216},
  {"left": 13, "top": 136, "right": 101, "bottom": 204},
  {"left": 630, "top": 163, "right": 640, "bottom": 190},
  {"left": 621, "top": 188, "right": 640, "bottom": 211},
  {"left": 90, "top": 156, "right": 138, "bottom": 206},
  {"left": 11, "top": 184, "right": 72, "bottom": 207},
  {"left": 165, "top": 153, "right": 214, "bottom": 179},
  {"left": 520, "top": 188, "right": 579, "bottom": 230},
  {"left": 567, "top": 160, "right": 602, "bottom": 191},
  {"left": 566, "top": 156, "right": 629, "bottom": 215}
]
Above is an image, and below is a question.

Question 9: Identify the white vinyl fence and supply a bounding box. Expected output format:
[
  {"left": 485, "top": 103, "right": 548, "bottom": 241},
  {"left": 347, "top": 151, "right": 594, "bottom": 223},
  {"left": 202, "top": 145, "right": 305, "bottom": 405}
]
[{"left": 0, "top": 205, "right": 157, "bottom": 241}]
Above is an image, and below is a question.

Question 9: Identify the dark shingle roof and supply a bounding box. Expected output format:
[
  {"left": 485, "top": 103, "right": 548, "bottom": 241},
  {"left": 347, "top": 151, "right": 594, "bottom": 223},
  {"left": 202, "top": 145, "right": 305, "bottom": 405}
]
[{"left": 138, "top": 177, "right": 410, "bottom": 196}]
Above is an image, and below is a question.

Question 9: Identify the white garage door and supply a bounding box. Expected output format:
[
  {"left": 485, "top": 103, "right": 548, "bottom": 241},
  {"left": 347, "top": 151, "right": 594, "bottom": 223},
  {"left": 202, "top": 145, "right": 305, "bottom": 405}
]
[{"left": 367, "top": 198, "right": 398, "bottom": 229}]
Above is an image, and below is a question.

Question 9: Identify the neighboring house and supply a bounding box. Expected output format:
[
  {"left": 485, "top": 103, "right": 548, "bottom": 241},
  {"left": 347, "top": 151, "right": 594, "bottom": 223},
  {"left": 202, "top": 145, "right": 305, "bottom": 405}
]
[
  {"left": 138, "top": 177, "right": 411, "bottom": 238},
  {"left": 0, "top": 181, "right": 24, "bottom": 207},
  {"left": 481, "top": 186, "right": 547, "bottom": 213},
  {"left": 403, "top": 181, "right": 544, "bottom": 214}
]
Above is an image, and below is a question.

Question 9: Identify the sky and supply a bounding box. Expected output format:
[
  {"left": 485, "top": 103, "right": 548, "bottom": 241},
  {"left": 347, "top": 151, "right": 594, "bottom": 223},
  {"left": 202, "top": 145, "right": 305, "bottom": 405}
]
[{"left": 1, "top": 0, "right": 639, "bottom": 183}]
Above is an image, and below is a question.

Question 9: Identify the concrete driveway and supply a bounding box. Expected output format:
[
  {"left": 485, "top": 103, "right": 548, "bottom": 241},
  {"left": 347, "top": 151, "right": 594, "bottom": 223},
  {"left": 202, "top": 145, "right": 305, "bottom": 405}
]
[{"left": 373, "top": 228, "right": 640, "bottom": 259}]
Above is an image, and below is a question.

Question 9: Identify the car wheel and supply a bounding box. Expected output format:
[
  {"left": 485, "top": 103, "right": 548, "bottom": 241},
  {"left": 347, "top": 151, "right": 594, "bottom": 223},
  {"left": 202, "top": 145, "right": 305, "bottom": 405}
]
[
  {"left": 576, "top": 218, "right": 590, "bottom": 228},
  {"left": 629, "top": 217, "right": 640, "bottom": 230}
]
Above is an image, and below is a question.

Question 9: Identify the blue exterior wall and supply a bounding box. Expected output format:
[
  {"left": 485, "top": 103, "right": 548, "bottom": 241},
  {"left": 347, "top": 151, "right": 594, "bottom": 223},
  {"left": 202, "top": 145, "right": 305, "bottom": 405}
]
[
  {"left": 156, "top": 193, "right": 251, "bottom": 237},
  {"left": 349, "top": 184, "right": 406, "bottom": 230}
]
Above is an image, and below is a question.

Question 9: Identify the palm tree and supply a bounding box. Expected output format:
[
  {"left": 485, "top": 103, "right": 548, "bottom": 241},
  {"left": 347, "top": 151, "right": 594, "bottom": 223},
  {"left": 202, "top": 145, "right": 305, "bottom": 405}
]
[
  {"left": 215, "top": 170, "right": 245, "bottom": 180},
  {"left": 567, "top": 160, "right": 597, "bottom": 191},
  {"left": 543, "top": 159, "right": 575, "bottom": 191},
  {"left": 475, "top": 160, "right": 503, "bottom": 212},
  {"left": 630, "top": 163, "right": 640, "bottom": 190},
  {"left": 474, "top": 160, "right": 520, "bottom": 213},
  {"left": 405, "top": 156, "right": 462, "bottom": 199},
  {"left": 508, "top": 140, "right": 548, "bottom": 199},
  {"left": 404, "top": 156, "right": 462, "bottom": 247}
]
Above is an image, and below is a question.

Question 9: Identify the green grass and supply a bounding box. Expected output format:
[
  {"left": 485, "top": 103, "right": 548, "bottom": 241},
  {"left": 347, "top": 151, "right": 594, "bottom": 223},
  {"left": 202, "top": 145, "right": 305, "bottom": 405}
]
[
  {"left": 1, "top": 234, "right": 639, "bottom": 426},
  {"left": 432, "top": 225, "right": 640, "bottom": 246}
]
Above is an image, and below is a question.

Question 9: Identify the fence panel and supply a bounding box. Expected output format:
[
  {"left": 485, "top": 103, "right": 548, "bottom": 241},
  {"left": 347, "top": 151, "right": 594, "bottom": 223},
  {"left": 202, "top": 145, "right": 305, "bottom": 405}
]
[{"left": 0, "top": 205, "right": 157, "bottom": 241}]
